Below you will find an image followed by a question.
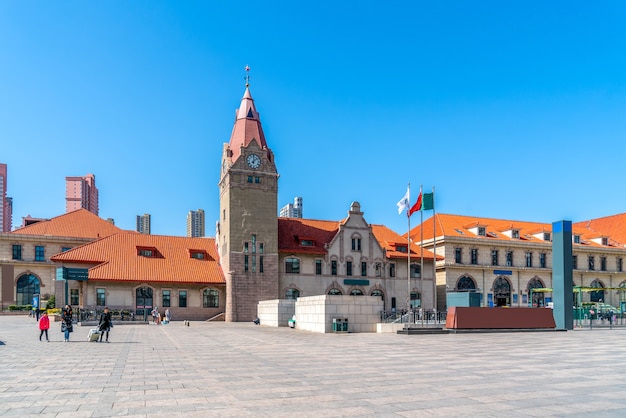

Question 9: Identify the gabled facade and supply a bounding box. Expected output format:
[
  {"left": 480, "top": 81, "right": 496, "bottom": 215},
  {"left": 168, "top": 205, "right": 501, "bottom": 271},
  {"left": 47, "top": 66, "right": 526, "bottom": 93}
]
[
  {"left": 279, "top": 202, "right": 438, "bottom": 312},
  {"left": 410, "top": 213, "right": 626, "bottom": 311}
]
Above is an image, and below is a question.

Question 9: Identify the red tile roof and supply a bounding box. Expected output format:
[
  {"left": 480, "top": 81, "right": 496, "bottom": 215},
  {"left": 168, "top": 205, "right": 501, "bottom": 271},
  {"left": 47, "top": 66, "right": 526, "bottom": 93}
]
[
  {"left": 278, "top": 218, "right": 437, "bottom": 260},
  {"left": 575, "top": 213, "right": 626, "bottom": 246},
  {"left": 410, "top": 213, "right": 610, "bottom": 247},
  {"left": 278, "top": 218, "right": 338, "bottom": 255},
  {"left": 371, "top": 224, "right": 438, "bottom": 260},
  {"left": 11, "top": 209, "right": 124, "bottom": 239},
  {"left": 51, "top": 233, "right": 224, "bottom": 284}
]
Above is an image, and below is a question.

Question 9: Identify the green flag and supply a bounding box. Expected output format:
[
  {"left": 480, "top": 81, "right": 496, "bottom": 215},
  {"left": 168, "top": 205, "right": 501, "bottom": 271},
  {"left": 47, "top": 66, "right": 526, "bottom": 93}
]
[{"left": 422, "top": 192, "right": 434, "bottom": 211}]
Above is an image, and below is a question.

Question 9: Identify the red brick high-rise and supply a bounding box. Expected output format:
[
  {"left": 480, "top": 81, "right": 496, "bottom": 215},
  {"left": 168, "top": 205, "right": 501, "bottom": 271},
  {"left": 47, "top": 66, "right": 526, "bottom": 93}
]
[{"left": 65, "top": 174, "right": 99, "bottom": 215}]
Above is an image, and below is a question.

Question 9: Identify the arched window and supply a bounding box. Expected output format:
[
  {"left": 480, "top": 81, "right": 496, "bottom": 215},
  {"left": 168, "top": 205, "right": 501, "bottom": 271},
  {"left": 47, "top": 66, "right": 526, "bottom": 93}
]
[
  {"left": 456, "top": 276, "right": 476, "bottom": 292},
  {"left": 590, "top": 279, "right": 605, "bottom": 303},
  {"left": 371, "top": 289, "right": 384, "bottom": 300},
  {"left": 285, "top": 288, "right": 300, "bottom": 300},
  {"left": 328, "top": 288, "right": 342, "bottom": 295},
  {"left": 527, "top": 277, "right": 545, "bottom": 307},
  {"left": 203, "top": 288, "right": 219, "bottom": 308},
  {"left": 349, "top": 289, "right": 364, "bottom": 296},
  {"left": 136, "top": 287, "right": 153, "bottom": 318},
  {"left": 16, "top": 274, "right": 40, "bottom": 306}
]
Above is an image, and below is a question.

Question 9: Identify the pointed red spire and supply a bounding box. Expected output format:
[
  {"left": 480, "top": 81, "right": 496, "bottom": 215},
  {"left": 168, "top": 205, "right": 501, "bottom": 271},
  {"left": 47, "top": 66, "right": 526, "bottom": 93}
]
[{"left": 227, "top": 86, "right": 268, "bottom": 163}]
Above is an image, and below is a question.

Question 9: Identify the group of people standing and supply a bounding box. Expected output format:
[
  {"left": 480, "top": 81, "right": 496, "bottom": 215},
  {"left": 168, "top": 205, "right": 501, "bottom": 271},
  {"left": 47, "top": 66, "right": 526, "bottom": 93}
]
[
  {"left": 37, "top": 305, "right": 112, "bottom": 342},
  {"left": 37, "top": 305, "right": 175, "bottom": 341},
  {"left": 150, "top": 307, "right": 172, "bottom": 324}
]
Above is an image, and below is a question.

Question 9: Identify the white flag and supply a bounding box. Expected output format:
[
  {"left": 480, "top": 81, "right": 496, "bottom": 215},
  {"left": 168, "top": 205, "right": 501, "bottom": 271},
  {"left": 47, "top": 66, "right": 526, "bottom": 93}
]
[{"left": 396, "top": 188, "right": 410, "bottom": 214}]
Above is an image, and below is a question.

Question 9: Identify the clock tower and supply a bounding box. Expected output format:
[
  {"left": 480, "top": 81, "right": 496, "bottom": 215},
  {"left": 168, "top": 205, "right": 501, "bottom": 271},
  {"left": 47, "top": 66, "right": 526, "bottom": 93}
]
[{"left": 218, "top": 77, "right": 279, "bottom": 322}]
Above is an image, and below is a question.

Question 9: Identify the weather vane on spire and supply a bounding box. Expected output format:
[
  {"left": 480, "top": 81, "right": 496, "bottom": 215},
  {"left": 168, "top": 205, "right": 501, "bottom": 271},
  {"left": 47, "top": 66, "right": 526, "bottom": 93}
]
[{"left": 244, "top": 65, "right": 250, "bottom": 87}]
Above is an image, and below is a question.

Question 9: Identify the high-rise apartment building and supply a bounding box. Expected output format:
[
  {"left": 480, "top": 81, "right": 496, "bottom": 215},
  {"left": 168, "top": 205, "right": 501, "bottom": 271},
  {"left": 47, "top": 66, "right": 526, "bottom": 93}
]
[
  {"left": 187, "top": 209, "right": 205, "bottom": 238},
  {"left": 65, "top": 174, "right": 99, "bottom": 215},
  {"left": 279, "top": 196, "right": 303, "bottom": 218},
  {"left": 0, "top": 163, "right": 12, "bottom": 232},
  {"left": 136, "top": 214, "right": 151, "bottom": 234}
]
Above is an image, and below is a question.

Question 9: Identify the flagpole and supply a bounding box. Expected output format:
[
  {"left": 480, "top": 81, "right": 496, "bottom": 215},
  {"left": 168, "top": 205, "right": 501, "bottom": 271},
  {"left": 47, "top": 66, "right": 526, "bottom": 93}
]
[
  {"left": 407, "top": 183, "right": 411, "bottom": 320},
  {"left": 432, "top": 186, "right": 437, "bottom": 320},
  {"left": 420, "top": 184, "right": 424, "bottom": 326}
]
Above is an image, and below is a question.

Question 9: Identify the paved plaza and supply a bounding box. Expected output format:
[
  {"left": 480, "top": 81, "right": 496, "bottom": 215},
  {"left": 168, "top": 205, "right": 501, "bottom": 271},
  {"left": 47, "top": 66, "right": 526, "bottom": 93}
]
[{"left": 1, "top": 316, "right": 626, "bottom": 417}]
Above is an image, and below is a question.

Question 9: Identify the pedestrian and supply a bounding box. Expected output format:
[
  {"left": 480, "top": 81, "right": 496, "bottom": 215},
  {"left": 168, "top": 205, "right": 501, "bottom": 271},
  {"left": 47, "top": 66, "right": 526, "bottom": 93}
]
[
  {"left": 98, "top": 307, "right": 113, "bottom": 343},
  {"left": 151, "top": 306, "right": 159, "bottom": 324},
  {"left": 39, "top": 311, "right": 50, "bottom": 342},
  {"left": 61, "top": 305, "right": 73, "bottom": 342},
  {"left": 165, "top": 308, "right": 172, "bottom": 323}
]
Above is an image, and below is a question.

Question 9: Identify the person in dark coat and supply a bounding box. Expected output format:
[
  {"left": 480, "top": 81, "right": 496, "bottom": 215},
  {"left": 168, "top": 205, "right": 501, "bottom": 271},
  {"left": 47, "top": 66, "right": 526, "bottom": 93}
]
[
  {"left": 98, "top": 307, "right": 113, "bottom": 342},
  {"left": 61, "top": 305, "right": 73, "bottom": 342}
]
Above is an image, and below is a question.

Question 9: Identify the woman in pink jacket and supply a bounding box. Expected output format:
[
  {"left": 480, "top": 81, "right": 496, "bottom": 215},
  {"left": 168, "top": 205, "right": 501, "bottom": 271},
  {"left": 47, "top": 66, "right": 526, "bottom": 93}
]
[{"left": 39, "top": 311, "right": 50, "bottom": 342}]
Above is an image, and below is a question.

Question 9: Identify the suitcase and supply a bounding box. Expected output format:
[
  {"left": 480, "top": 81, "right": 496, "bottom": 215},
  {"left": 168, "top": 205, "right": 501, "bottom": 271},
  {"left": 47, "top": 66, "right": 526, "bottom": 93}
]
[{"left": 88, "top": 328, "right": 101, "bottom": 342}]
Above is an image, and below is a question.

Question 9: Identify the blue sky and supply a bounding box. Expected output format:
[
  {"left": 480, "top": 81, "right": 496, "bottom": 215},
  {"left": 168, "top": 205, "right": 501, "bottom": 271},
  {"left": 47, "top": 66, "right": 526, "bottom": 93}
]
[{"left": 2, "top": 1, "right": 626, "bottom": 236}]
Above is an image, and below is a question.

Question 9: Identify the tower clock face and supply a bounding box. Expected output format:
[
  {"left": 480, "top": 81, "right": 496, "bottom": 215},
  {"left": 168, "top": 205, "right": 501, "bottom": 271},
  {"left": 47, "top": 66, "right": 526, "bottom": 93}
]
[{"left": 246, "top": 154, "right": 261, "bottom": 169}]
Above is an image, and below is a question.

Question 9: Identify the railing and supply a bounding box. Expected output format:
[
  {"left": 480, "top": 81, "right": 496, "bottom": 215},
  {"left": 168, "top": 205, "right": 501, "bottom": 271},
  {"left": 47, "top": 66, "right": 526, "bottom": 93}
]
[
  {"left": 77, "top": 308, "right": 140, "bottom": 322},
  {"left": 380, "top": 310, "right": 447, "bottom": 325}
]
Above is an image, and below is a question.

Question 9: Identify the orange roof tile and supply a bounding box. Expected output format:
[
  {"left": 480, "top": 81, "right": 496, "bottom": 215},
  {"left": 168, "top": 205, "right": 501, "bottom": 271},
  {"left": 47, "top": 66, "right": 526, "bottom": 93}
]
[
  {"left": 12, "top": 209, "right": 125, "bottom": 239},
  {"left": 371, "top": 224, "right": 438, "bottom": 260},
  {"left": 575, "top": 213, "right": 626, "bottom": 247},
  {"left": 410, "top": 213, "right": 609, "bottom": 247},
  {"left": 51, "top": 233, "right": 224, "bottom": 284}
]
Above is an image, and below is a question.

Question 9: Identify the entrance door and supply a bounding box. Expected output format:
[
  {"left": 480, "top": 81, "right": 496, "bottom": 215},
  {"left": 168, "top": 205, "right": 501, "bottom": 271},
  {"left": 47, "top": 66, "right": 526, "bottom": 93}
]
[
  {"left": 136, "top": 287, "right": 153, "bottom": 321},
  {"left": 493, "top": 277, "right": 511, "bottom": 307}
]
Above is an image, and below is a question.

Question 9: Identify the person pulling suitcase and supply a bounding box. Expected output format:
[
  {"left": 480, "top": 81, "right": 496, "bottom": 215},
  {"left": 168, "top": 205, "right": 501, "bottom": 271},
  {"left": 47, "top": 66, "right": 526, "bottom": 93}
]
[{"left": 98, "top": 307, "right": 113, "bottom": 343}]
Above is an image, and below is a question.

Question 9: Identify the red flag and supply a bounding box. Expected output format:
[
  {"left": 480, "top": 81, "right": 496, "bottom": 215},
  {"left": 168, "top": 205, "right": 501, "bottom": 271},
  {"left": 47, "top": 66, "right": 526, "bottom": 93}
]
[{"left": 409, "top": 192, "right": 422, "bottom": 216}]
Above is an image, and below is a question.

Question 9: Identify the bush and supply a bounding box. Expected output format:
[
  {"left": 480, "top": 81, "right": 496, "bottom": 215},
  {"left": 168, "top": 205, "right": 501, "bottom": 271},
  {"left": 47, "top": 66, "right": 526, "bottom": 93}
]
[
  {"left": 46, "top": 295, "right": 56, "bottom": 309},
  {"left": 8, "top": 305, "right": 18, "bottom": 311},
  {"left": 47, "top": 308, "right": 61, "bottom": 315}
]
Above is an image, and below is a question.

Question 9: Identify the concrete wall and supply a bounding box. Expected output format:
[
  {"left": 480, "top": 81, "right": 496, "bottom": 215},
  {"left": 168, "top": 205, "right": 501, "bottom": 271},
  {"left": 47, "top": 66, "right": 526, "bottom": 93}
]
[
  {"left": 257, "top": 299, "right": 295, "bottom": 327},
  {"left": 295, "top": 295, "right": 383, "bottom": 333}
]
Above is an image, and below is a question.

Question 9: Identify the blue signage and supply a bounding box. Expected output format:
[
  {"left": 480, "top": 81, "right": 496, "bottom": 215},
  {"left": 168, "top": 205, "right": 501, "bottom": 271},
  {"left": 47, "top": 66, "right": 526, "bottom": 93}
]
[
  {"left": 493, "top": 270, "right": 512, "bottom": 275},
  {"left": 343, "top": 279, "right": 370, "bottom": 286}
]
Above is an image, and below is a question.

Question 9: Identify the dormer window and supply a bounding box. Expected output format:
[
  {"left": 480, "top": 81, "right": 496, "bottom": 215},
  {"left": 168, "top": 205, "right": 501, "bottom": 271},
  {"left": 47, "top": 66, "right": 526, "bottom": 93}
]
[
  {"left": 395, "top": 245, "right": 408, "bottom": 253},
  {"left": 573, "top": 235, "right": 581, "bottom": 244},
  {"left": 137, "top": 247, "right": 158, "bottom": 257},
  {"left": 602, "top": 237, "right": 609, "bottom": 246},
  {"left": 478, "top": 227, "right": 486, "bottom": 237},
  {"left": 300, "top": 240, "right": 314, "bottom": 247},
  {"left": 189, "top": 250, "right": 207, "bottom": 260},
  {"left": 512, "top": 230, "right": 520, "bottom": 239},
  {"left": 543, "top": 232, "right": 551, "bottom": 242}
]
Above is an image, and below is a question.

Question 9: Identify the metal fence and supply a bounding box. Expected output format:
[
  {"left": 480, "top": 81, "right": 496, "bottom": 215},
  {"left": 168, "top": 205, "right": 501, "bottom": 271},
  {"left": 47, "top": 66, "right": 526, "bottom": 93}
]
[
  {"left": 76, "top": 308, "right": 141, "bottom": 323},
  {"left": 380, "top": 310, "right": 447, "bottom": 325}
]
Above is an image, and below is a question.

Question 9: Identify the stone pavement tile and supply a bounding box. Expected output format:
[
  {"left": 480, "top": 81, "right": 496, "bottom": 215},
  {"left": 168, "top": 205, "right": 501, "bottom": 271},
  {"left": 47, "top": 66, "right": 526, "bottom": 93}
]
[{"left": 4, "top": 316, "right": 626, "bottom": 416}]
